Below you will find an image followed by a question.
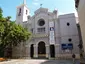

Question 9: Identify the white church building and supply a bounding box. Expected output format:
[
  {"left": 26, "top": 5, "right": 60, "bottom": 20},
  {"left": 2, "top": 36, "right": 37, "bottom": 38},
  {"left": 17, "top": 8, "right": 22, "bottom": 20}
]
[{"left": 13, "top": 0, "right": 80, "bottom": 59}]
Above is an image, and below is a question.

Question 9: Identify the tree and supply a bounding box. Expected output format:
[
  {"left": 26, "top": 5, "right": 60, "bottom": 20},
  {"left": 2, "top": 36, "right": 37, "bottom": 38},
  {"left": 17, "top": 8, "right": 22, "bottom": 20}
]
[
  {"left": 6, "top": 16, "right": 11, "bottom": 21},
  {"left": 0, "top": 7, "right": 6, "bottom": 22},
  {"left": 0, "top": 7, "right": 31, "bottom": 57},
  {"left": 0, "top": 21, "right": 31, "bottom": 46},
  {"left": 0, "top": 7, "right": 3, "bottom": 19}
]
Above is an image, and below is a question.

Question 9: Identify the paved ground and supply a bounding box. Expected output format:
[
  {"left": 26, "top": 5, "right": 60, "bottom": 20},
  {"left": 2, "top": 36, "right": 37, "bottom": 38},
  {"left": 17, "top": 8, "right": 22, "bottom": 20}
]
[{"left": 0, "top": 59, "right": 80, "bottom": 64}]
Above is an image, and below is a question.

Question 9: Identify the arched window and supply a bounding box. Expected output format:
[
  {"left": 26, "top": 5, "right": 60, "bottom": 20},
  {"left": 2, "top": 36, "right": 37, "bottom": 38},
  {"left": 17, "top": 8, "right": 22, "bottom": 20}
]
[
  {"left": 26, "top": 10, "right": 28, "bottom": 15},
  {"left": 19, "top": 8, "right": 21, "bottom": 13},
  {"left": 18, "top": 8, "right": 21, "bottom": 16}
]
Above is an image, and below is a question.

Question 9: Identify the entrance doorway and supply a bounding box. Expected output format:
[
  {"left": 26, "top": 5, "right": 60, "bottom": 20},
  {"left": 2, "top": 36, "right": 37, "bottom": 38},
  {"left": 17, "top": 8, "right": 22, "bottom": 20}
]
[
  {"left": 30, "top": 44, "right": 34, "bottom": 58},
  {"left": 50, "top": 45, "right": 55, "bottom": 58},
  {"left": 38, "top": 41, "right": 46, "bottom": 58}
]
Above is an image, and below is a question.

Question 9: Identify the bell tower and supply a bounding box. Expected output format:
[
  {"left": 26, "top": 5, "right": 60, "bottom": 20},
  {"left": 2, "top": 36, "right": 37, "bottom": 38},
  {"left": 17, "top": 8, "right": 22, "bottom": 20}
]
[{"left": 16, "top": 0, "right": 30, "bottom": 24}]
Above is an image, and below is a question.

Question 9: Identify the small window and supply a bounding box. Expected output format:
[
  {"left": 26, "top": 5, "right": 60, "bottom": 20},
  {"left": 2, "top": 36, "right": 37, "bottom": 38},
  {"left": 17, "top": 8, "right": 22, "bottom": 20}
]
[
  {"left": 37, "top": 27, "right": 45, "bottom": 33},
  {"left": 18, "top": 8, "right": 21, "bottom": 16},
  {"left": 67, "top": 22, "right": 70, "bottom": 26},
  {"left": 19, "top": 8, "right": 21, "bottom": 13},
  {"left": 26, "top": 10, "right": 28, "bottom": 15},
  {"left": 68, "top": 38, "right": 72, "bottom": 42}
]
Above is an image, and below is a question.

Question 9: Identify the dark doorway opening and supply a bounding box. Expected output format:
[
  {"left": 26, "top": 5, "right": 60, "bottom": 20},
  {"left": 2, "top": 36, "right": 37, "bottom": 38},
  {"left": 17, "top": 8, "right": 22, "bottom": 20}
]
[
  {"left": 38, "top": 41, "right": 46, "bottom": 58},
  {"left": 30, "top": 44, "right": 34, "bottom": 58},
  {"left": 50, "top": 45, "right": 55, "bottom": 58}
]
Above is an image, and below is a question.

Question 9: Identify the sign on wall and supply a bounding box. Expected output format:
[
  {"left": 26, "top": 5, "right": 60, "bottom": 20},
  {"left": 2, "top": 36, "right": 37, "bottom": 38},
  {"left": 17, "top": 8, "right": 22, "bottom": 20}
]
[
  {"left": 49, "top": 21, "right": 55, "bottom": 44},
  {"left": 61, "top": 43, "right": 73, "bottom": 50}
]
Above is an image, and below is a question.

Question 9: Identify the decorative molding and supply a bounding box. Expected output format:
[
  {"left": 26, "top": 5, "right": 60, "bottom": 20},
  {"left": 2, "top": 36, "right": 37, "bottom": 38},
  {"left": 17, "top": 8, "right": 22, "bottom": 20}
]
[{"left": 32, "top": 34, "right": 48, "bottom": 38}]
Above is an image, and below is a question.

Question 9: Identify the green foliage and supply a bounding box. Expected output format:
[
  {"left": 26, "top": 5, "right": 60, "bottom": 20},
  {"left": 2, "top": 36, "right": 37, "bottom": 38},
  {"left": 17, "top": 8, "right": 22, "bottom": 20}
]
[
  {"left": 0, "top": 7, "right": 3, "bottom": 19},
  {"left": 0, "top": 22, "right": 31, "bottom": 46},
  {"left": 0, "top": 7, "right": 31, "bottom": 55},
  {"left": 0, "top": 8, "right": 11, "bottom": 22},
  {"left": 0, "top": 21, "right": 31, "bottom": 47}
]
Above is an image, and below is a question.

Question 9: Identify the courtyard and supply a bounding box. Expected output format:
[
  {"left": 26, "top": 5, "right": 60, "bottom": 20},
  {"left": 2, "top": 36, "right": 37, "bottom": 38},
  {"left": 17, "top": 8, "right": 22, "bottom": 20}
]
[{"left": 0, "top": 59, "right": 80, "bottom": 64}]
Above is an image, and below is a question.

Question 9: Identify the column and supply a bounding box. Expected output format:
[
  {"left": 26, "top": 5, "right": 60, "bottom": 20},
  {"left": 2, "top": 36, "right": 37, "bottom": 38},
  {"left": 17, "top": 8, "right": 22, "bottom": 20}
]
[
  {"left": 55, "top": 44, "right": 60, "bottom": 58},
  {"left": 34, "top": 45, "right": 38, "bottom": 58},
  {"left": 46, "top": 45, "right": 49, "bottom": 58},
  {"left": 27, "top": 45, "right": 30, "bottom": 58}
]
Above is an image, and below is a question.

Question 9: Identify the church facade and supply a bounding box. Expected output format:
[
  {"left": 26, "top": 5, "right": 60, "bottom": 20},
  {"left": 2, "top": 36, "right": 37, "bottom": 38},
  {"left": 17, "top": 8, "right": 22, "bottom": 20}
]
[{"left": 12, "top": 1, "right": 80, "bottom": 59}]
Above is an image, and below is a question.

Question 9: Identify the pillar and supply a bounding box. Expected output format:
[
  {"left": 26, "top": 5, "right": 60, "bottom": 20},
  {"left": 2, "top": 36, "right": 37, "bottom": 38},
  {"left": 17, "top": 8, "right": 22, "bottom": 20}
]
[
  {"left": 55, "top": 44, "right": 60, "bottom": 58},
  {"left": 46, "top": 45, "right": 49, "bottom": 58},
  {"left": 27, "top": 45, "right": 30, "bottom": 58},
  {"left": 34, "top": 45, "right": 38, "bottom": 58}
]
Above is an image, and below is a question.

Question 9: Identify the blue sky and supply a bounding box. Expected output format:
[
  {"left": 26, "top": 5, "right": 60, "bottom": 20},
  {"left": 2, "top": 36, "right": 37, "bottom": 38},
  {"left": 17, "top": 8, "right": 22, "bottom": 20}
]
[{"left": 0, "top": 0, "right": 77, "bottom": 21}]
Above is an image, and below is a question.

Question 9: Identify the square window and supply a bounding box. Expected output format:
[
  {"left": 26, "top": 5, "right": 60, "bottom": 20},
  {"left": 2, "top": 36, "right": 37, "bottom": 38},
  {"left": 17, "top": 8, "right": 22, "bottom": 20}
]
[{"left": 37, "top": 27, "right": 45, "bottom": 33}]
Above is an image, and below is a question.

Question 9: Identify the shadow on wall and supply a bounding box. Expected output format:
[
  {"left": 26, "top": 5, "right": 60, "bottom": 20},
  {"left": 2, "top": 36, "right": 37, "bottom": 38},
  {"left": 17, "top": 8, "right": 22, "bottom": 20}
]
[{"left": 40, "top": 60, "right": 80, "bottom": 64}]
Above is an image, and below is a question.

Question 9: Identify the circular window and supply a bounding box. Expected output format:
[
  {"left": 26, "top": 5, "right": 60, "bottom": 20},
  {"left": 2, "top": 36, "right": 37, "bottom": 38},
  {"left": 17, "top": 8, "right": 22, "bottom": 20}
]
[
  {"left": 68, "top": 38, "right": 72, "bottom": 42},
  {"left": 67, "top": 22, "right": 70, "bottom": 26},
  {"left": 38, "top": 19, "right": 45, "bottom": 26}
]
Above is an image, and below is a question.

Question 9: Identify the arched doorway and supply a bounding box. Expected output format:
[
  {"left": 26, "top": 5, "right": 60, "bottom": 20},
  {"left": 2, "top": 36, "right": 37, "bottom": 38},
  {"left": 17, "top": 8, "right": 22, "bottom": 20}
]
[
  {"left": 30, "top": 44, "right": 34, "bottom": 58},
  {"left": 38, "top": 41, "right": 46, "bottom": 58}
]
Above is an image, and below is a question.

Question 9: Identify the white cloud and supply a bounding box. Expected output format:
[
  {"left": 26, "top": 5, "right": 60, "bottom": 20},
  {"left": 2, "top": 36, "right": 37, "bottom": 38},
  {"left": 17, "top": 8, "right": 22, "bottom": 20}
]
[
  {"left": 33, "top": 2, "right": 39, "bottom": 6},
  {"left": 32, "top": 0, "right": 40, "bottom": 6}
]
